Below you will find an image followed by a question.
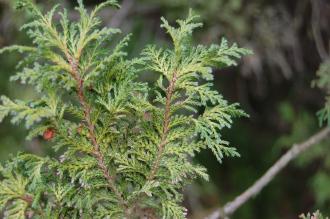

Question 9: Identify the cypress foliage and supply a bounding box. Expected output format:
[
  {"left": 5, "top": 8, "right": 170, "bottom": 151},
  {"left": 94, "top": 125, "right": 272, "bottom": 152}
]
[
  {"left": 300, "top": 210, "right": 328, "bottom": 219},
  {"left": 313, "top": 60, "right": 330, "bottom": 126},
  {"left": 0, "top": 0, "right": 251, "bottom": 218}
]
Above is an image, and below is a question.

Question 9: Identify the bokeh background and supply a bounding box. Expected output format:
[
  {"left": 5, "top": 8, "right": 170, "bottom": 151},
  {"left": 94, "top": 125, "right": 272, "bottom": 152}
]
[{"left": 0, "top": 0, "right": 330, "bottom": 218}]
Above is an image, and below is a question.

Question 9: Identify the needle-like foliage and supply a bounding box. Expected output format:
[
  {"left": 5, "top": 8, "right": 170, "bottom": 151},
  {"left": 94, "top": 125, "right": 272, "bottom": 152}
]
[
  {"left": 0, "top": 1, "right": 251, "bottom": 218},
  {"left": 313, "top": 60, "right": 330, "bottom": 126}
]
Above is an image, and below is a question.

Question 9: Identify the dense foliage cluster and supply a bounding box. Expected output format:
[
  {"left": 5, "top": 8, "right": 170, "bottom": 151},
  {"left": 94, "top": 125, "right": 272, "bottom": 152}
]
[{"left": 0, "top": 0, "right": 250, "bottom": 218}]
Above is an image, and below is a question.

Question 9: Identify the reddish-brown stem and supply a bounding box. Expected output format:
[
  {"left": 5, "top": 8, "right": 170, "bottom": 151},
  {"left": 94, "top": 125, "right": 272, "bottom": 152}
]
[
  {"left": 20, "top": 194, "right": 45, "bottom": 217},
  {"left": 147, "top": 71, "right": 177, "bottom": 181},
  {"left": 128, "top": 72, "right": 178, "bottom": 216},
  {"left": 21, "top": 194, "right": 33, "bottom": 204},
  {"left": 67, "top": 55, "right": 127, "bottom": 208}
]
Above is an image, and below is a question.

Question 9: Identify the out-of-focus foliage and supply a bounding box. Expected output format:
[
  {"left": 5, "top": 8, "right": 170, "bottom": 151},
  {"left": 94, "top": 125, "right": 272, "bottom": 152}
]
[
  {"left": 275, "top": 58, "right": 330, "bottom": 214},
  {"left": 274, "top": 58, "right": 330, "bottom": 217},
  {"left": 0, "top": 0, "right": 35, "bottom": 161},
  {"left": 276, "top": 101, "right": 330, "bottom": 210}
]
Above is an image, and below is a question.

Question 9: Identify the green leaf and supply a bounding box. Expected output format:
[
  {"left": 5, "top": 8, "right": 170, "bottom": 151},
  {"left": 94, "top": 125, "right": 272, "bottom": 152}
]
[{"left": 0, "top": 96, "right": 55, "bottom": 128}]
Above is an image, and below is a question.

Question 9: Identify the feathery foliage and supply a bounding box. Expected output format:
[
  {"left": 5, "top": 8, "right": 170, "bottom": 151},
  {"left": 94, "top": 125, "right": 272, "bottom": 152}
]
[
  {"left": 300, "top": 210, "right": 329, "bottom": 219},
  {"left": 313, "top": 60, "right": 330, "bottom": 126},
  {"left": 0, "top": 0, "right": 250, "bottom": 218}
]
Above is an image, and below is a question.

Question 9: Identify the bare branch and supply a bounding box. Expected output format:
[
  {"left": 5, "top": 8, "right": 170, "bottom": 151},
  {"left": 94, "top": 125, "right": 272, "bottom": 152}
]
[{"left": 205, "top": 127, "right": 330, "bottom": 219}]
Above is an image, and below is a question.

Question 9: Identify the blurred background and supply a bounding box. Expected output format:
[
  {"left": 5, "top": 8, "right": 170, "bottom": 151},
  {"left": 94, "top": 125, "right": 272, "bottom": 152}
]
[{"left": 0, "top": 0, "right": 330, "bottom": 218}]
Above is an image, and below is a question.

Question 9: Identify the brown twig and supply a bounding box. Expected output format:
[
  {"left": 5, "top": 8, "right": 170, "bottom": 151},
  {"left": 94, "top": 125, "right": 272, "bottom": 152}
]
[{"left": 205, "top": 127, "right": 330, "bottom": 219}]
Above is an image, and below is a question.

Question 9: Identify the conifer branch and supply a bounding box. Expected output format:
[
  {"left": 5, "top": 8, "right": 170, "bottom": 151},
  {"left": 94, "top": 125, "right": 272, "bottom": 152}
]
[
  {"left": 205, "top": 127, "right": 330, "bottom": 219},
  {"left": 131, "top": 70, "right": 179, "bottom": 215},
  {"left": 67, "top": 55, "right": 127, "bottom": 209},
  {"left": 148, "top": 71, "right": 178, "bottom": 181}
]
